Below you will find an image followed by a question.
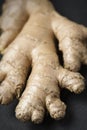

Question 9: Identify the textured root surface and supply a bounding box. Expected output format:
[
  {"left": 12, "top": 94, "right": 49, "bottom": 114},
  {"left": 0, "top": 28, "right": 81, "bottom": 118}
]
[
  {"left": 15, "top": 54, "right": 66, "bottom": 123},
  {"left": 52, "top": 11, "right": 87, "bottom": 71},
  {"left": 0, "top": 50, "right": 85, "bottom": 123},
  {"left": 0, "top": 0, "right": 86, "bottom": 124},
  {"left": 57, "top": 67, "right": 85, "bottom": 94},
  {"left": 46, "top": 94, "right": 66, "bottom": 119},
  {"left": 0, "top": 48, "right": 30, "bottom": 104}
]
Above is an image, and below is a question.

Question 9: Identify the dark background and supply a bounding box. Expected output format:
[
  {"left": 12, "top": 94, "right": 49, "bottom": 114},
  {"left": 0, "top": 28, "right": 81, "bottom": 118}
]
[{"left": 0, "top": 0, "right": 87, "bottom": 130}]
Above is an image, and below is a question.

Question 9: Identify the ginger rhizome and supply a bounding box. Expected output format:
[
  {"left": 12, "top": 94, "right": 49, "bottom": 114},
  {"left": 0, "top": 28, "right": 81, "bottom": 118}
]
[{"left": 0, "top": 0, "right": 87, "bottom": 124}]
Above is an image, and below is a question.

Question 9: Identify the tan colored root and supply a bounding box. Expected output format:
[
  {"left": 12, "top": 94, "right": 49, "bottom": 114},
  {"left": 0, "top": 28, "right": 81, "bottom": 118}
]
[
  {"left": 51, "top": 11, "right": 87, "bottom": 71},
  {"left": 0, "top": 0, "right": 86, "bottom": 123},
  {"left": 0, "top": 0, "right": 28, "bottom": 52}
]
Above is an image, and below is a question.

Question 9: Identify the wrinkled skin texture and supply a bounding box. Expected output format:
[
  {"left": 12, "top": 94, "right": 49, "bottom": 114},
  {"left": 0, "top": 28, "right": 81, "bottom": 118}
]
[{"left": 0, "top": 0, "right": 87, "bottom": 124}]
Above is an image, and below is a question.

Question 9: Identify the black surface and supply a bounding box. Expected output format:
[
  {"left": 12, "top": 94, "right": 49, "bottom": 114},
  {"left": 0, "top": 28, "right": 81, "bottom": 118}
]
[{"left": 0, "top": 0, "right": 87, "bottom": 130}]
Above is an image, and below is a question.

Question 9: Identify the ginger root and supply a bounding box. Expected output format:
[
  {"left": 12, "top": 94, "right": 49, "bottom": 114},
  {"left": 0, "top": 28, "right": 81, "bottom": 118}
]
[{"left": 0, "top": 0, "right": 86, "bottom": 124}]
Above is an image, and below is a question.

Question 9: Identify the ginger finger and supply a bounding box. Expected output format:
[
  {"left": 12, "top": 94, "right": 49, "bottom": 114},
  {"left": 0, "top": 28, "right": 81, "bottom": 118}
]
[
  {"left": 51, "top": 11, "right": 87, "bottom": 71},
  {"left": 0, "top": 46, "right": 31, "bottom": 104},
  {"left": 0, "top": 0, "right": 28, "bottom": 52}
]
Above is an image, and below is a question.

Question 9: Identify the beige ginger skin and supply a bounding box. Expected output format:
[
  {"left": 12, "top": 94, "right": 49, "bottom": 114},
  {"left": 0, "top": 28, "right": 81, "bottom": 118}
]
[{"left": 0, "top": 0, "right": 87, "bottom": 123}]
